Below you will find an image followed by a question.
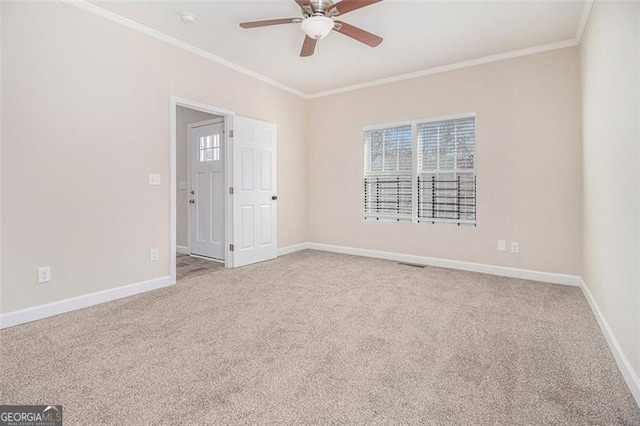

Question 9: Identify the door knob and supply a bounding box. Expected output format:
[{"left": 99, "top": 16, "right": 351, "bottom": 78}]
[
  {"left": 271, "top": 195, "right": 278, "bottom": 201},
  {"left": 189, "top": 199, "right": 195, "bottom": 204}
]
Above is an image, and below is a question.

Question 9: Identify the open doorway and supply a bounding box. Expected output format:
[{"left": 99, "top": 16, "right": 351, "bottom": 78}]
[
  {"left": 170, "top": 97, "right": 279, "bottom": 284},
  {"left": 173, "top": 102, "right": 231, "bottom": 281}
]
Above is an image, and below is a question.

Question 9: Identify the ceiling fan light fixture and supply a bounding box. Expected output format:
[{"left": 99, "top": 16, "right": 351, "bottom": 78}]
[{"left": 300, "top": 16, "right": 334, "bottom": 39}]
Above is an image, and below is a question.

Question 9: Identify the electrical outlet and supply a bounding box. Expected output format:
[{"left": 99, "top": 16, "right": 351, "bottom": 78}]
[
  {"left": 149, "top": 248, "right": 159, "bottom": 261},
  {"left": 38, "top": 266, "right": 51, "bottom": 283},
  {"left": 498, "top": 240, "right": 506, "bottom": 251},
  {"left": 511, "top": 242, "right": 520, "bottom": 254}
]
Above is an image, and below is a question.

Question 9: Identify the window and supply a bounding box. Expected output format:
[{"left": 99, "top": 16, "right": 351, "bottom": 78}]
[
  {"left": 417, "top": 116, "right": 476, "bottom": 224},
  {"left": 363, "top": 125, "right": 413, "bottom": 221},
  {"left": 363, "top": 115, "right": 476, "bottom": 225},
  {"left": 199, "top": 134, "right": 220, "bottom": 162}
]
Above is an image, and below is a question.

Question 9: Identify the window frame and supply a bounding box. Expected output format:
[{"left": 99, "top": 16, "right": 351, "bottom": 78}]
[{"left": 362, "top": 112, "right": 477, "bottom": 226}]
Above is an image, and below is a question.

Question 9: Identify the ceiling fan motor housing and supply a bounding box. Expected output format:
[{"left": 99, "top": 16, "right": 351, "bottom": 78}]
[{"left": 302, "top": 0, "right": 336, "bottom": 16}]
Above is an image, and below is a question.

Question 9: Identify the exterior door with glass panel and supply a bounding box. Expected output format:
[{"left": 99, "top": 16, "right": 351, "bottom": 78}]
[{"left": 189, "top": 121, "right": 225, "bottom": 260}]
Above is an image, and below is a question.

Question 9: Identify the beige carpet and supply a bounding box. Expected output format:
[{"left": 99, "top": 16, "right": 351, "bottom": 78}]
[{"left": 1, "top": 250, "right": 638, "bottom": 425}]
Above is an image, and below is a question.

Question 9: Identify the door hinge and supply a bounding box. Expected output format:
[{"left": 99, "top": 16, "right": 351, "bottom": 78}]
[
  {"left": 229, "top": 130, "right": 234, "bottom": 138},
  {"left": 229, "top": 187, "right": 234, "bottom": 195},
  {"left": 229, "top": 244, "right": 235, "bottom": 252}
]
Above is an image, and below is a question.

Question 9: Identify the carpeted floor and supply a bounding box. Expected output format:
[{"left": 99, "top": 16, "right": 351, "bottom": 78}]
[{"left": 1, "top": 250, "right": 638, "bottom": 424}]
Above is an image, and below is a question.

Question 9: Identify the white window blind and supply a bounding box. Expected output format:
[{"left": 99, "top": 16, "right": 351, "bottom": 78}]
[
  {"left": 363, "top": 125, "right": 413, "bottom": 221},
  {"left": 362, "top": 115, "right": 476, "bottom": 225},
  {"left": 417, "top": 117, "right": 476, "bottom": 224}
]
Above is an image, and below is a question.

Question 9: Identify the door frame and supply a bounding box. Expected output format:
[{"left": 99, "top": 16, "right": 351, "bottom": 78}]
[
  {"left": 186, "top": 117, "right": 225, "bottom": 259},
  {"left": 170, "top": 96, "right": 235, "bottom": 284}
]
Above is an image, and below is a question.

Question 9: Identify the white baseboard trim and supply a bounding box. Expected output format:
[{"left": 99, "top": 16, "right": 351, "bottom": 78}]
[
  {"left": 277, "top": 242, "right": 311, "bottom": 256},
  {"left": 580, "top": 279, "right": 640, "bottom": 405},
  {"left": 307, "top": 243, "right": 582, "bottom": 286},
  {"left": 176, "top": 245, "right": 189, "bottom": 255},
  {"left": 0, "top": 276, "right": 172, "bottom": 329}
]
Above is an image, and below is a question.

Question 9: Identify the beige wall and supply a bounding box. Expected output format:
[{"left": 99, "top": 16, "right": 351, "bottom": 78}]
[
  {"left": 307, "top": 47, "right": 583, "bottom": 275},
  {"left": 175, "top": 107, "right": 220, "bottom": 249},
  {"left": 1, "top": 2, "right": 307, "bottom": 313},
  {"left": 580, "top": 1, "right": 640, "bottom": 374}
]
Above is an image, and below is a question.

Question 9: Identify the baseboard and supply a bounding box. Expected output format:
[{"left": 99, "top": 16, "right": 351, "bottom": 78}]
[
  {"left": 277, "top": 242, "right": 311, "bottom": 256},
  {"left": 307, "top": 243, "right": 582, "bottom": 286},
  {"left": 176, "top": 245, "right": 189, "bottom": 255},
  {"left": 580, "top": 279, "right": 640, "bottom": 405},
  {"left": 0, "top": 276, "right": 172, "bottom": 329}
]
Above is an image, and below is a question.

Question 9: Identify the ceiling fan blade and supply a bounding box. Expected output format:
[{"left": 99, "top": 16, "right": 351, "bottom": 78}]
[
  {"left": 333, "top": 21, "right": 382, "bottom": 47},
  {"left": 300, "top": 36, "right": 317, "bottom": 57},
  {"left": 239, "top": 18, "right": 298, "bottom": 29},
  {"left": 327, "top": 0, "right": 383, "bottom": 16},
  {"left": 294, "top": 0, "right": 313, "bottom": 13}
]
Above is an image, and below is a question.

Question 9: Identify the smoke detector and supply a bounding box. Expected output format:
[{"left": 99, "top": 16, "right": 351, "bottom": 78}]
[{"left": 181, "top": 13, "right": 196, "bottom": 24}]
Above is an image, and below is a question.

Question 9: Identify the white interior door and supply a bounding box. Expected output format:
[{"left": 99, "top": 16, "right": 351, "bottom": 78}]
[
  {"left": 189, "top": 121, "right": 225, "bottom": 260},
  {"left": 232, "top": 116, "right": 277, "bottom": 267}
]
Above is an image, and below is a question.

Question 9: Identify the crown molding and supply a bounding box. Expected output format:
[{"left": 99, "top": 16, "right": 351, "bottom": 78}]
[
  {"left": 307, "top": 39, "right": 579, "bottom": 99},
  {"left": 61, "top": 0, "right": 307, "bottom": 98},
  {"left": 576, "top": 0, "right": 594, "bottom": 42},
  {"left": 62, "top": 0, "right": 583, "bottom": 100}
]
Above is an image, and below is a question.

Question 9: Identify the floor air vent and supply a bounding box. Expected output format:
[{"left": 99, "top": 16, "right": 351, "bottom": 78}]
[{"left": 398, "top": 262, "right": 426, "bottom": 268}]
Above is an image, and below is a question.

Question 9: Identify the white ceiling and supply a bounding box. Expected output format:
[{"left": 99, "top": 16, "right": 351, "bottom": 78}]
[{"left": 88, "top": 1, "right": 586, "bottom": 95}]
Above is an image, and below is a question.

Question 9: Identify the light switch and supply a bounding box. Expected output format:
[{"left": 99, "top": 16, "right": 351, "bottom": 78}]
[{"left": 149, "top": 174, "right": 161, "bottom": 185}]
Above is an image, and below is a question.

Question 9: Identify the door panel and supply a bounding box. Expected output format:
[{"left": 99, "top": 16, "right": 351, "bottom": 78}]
[
  {"left": 212, "top": 172, "right": 224, "bottom": 244},
  {"left": 232, "top": 116, "right": 277, "bottom": 267},
  {"left": 259, "top": 204, "right": 272, "bottom": 246},
  {"left": 189, "top": 121, "right": 225, "bottom": 260},
  {"left": 240, "top": 206, "right": 254, "bottom": 249},
  {"left": 260, "top": 151, "right": 272, "bottom": 191},
  {"left": 195, "top": 172, "right": 210, "bottom": 242},
  {"left": 241, "top": 148, "right": 254, "bottom": 191}
]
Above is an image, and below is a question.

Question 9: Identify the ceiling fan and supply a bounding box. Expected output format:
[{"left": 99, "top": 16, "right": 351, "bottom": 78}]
[{"left": 239, "top": 0, "right": 384, "bottom": 57}]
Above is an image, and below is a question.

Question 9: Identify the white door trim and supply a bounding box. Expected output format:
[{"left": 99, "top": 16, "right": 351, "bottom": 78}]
[
  {"left": 186, "top": 117, "right": 225, "bottom": 256},
  {"left": 170, "top": 96, "right": 235, "bottom": 284}
]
